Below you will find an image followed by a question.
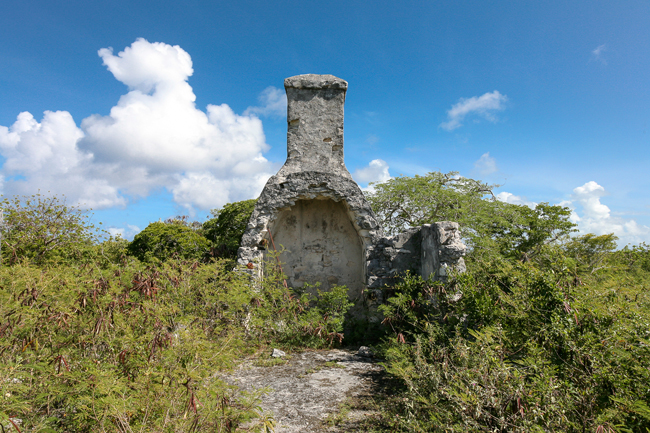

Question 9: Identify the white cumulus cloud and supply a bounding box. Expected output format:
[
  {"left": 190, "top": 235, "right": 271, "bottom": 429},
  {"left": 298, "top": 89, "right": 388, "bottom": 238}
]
[
  {"left": 0, "top": 38, "right": 275, "bottom": 212},
  {"left": 352, "top": 159, "right": 391, "bottom": 194},
  {"left": 497, "top": 181, "right": 650, "bottom": 246},
  {"left": 567, "top": 181, "right": 650, "bottom": 245},
  {"left": 108, "top": 224, "right": 141, "bottom": 241},
  {"left": 496, "top": 191, "right": 537, "bottom": 208},
  {"left": 564, "top": 181, "right": 649, "bottom": 246},
  {"left": 440, "top": 91, "right": 507, "bottom": 131},
  {"left": 353, "top": 159, "right": 391, "bottom": 184}
]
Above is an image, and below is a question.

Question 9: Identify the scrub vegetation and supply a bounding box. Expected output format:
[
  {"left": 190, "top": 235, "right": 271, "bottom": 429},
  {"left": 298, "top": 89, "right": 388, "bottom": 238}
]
[
  {"left": 366, "top": 172, "right": 650, "bottom": 433},
  {"left": 1, "top": 173, "right": 649, "bottom": 432}
]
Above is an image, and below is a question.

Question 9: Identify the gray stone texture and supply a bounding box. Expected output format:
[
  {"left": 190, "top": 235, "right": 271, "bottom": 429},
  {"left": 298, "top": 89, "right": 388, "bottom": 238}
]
[
  {"left": 280, "top": 74, "right": 350, "bottom": 179},
  {"left": 421, "top": 222, "right": 467, "bottom": 281},
  {"left": 365, "top": 222, "right": 466, "bottom": 290},
  {"left": 222, "top": 348, "right": 383, "bottom": 432}
]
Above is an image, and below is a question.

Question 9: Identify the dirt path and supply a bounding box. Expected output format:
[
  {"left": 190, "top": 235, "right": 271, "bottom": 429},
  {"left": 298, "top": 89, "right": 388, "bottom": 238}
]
[{"left": 223, "top": 348, "right": 384, "bottom": 432}]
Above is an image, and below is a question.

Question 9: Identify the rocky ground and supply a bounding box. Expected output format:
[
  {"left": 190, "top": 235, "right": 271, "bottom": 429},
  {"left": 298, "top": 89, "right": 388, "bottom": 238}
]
[{"left": 222, "top": 348, "right": 387, "bottom": 432}]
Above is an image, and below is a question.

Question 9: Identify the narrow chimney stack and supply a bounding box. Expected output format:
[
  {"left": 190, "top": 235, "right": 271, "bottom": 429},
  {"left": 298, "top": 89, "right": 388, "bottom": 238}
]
[{"left": 279, "top": 74, "right": 351, "bottom": 178}]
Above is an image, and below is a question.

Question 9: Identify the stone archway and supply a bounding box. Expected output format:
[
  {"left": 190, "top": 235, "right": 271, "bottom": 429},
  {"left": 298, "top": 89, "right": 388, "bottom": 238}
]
[{"left": 266, "top": 198, "right": 364, "bottom": 300}]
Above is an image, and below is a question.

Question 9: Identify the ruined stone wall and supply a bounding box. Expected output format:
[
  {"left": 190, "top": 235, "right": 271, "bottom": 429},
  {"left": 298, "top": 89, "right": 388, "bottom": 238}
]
[
  {"left": 366, "top": 222, "right": 466, "bottom": 289},
  {"left": 236, "top": 74, "right": 466, "bottom": 313}
]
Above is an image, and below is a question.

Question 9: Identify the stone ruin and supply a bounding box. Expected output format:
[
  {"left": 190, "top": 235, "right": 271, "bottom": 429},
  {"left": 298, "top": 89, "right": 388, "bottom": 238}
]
[{"left": 236, "top": 74, "right": 466, "bottom": 314}]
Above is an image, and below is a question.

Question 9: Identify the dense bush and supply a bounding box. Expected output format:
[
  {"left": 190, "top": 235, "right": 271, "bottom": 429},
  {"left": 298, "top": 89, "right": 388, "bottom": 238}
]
[
  {"left": 1, "top": 194, "right": 101, "bottom": 265},
  {"left": 203, "top": 199, "right": 257, "bottom": 259},
  {"left": 0, "top": 255, "right": 353, "bottom": 431},
  {"left": 3, "top": 187, "right": 649, "bottom": 432},
  {"left": 374, "top": 256, "right": 650, "bottom": 432},
  {"left": 128, "top": 221, "right": 211, "bottom": 262}
]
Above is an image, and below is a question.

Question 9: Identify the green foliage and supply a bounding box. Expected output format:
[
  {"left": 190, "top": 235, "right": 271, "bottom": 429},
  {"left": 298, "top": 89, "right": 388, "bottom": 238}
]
[
  {"left": 128, "top": 221, "right": 210, "bottom": 262},
  {"left": 366, "top": 171, "right": 576, "bottom": 261},
  {"left": 0, "top": 251, "right": 356, "bottom": 431},
  {"left": 1, "top": 194, "right": 101, "bottom": 265},
  {"left": 84, "top": 235, "right": 132, "bottom": 269},
  {"left": 375, "top": 257, "right": 650, "bottom": 432},
  {"left": 367, "top": 171, "right": 496, "bottom": 237},
  {"left": 245, "top": 256, "right": 354, "bottom": 348},
  {"left": 489, "top": 202, "right": 577, "bottom": 261},
  {"left": 564, "top": 233, "right": 619, "bottom": 274},
  {"left": 0, "top": 259, "right": 261, "bottom": 431},
  {"left": 610, "top": 242, "right": 650, "bottom": 275},
  {"left": 204, "top": 199, "right": 257, "bottom": 259}
]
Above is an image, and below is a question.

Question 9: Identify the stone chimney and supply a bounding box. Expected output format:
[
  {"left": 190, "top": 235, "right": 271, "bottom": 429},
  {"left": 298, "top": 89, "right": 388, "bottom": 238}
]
[
  {"left": 237, "top": 74, "right": 466, "bottom": 317},
  {"left": 279, "top": 74, "right": 351, "bottom": 179},
  {"left": 237, "top": 74, "right": 382, "bottom": 307}
]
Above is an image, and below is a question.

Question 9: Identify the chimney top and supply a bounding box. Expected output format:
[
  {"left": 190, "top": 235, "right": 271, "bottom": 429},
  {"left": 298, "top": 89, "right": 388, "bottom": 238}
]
[{"left": 284, "top": 74, "right": 348, "bottom": 90}]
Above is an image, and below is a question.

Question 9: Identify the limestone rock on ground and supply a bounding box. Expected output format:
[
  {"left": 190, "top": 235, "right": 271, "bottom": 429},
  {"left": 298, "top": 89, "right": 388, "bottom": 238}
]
[{"left": 222, "top": 348, "right": 385, "bottom": 432}]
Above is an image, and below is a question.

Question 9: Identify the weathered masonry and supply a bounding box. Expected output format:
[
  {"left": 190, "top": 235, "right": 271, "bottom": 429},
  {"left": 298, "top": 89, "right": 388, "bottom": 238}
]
[{"left": 237, "top": 74, "right": 466, "bottom": 310}]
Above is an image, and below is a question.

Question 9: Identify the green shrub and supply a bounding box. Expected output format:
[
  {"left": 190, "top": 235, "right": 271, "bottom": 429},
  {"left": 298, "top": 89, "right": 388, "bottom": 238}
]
[
  {"left": 0, "top": 253, "right": 358, "bottom": 431},
  {"left": 244, "top": 258, "right": 354, "bottom": 348},
  {"left": 0, "top": 259, "right": 263, "bottom": 431},
  {"left": 128, "top": 221, "right": 210, "bottom": 262},
  {"left": 1, "top": 194, "right": 102, "bottom": 265},
  {"left": 375, "top": 258, "right": 650, "bottom": 432},
  {"left": 203, "top": 199, "right": 257, "bottom": 259}
]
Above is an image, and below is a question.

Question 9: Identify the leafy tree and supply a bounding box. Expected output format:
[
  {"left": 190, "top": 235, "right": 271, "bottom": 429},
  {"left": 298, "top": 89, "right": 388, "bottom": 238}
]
[
  {"left": 367, "top": 171, "right": 496, "bottom": 236},
  {"left": 487, "top": 202, "right": 577, "bottom": 261},
  {"left": 564, "top": 233, "right": 618, "bottom": 274},
  {"left": 613, "top": 242, "right": 650, "bottom": 274},
  {"left": 93, "top": 234, "right": 131, "bottom": 267},
  {"left": 1, "top": 193, "right": 101, "bottom": 265},
  {"left": 203, "top": 199, "right": 257, "bottom": 259},
  {"left": 366, "top": 171, "right": 576, "bottom": 261},
  {"left": 164, "top": 214, "right": 204, "bottom": 231},
  {"left": 128, "top": 221, "right": 210, "bottom": 262}
]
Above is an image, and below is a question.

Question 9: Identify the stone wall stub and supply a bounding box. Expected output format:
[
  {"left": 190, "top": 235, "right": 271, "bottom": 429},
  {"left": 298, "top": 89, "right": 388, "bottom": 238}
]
[
  {"left": 365, "top": 222, "right": 467, "bottom": 290},
  {"left": 421, "top": 222, "right": 466, "bottom": 281}
]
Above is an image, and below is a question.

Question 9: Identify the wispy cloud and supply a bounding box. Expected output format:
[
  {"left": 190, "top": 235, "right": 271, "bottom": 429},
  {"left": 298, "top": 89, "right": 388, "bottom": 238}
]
[
  {"left": 0, "top": 38, "right": 275, "bottom": 213},
  {"left": 365, "top": 134, "right": 379, "bottom": 146},
  {"left": 440, "top": 91, "right": 507, "bottom": 131},
  {"left": 244, "top": 86, "right": 287, "bottom": 117},
  {"left": 591, "top": 44, "right": 607, "bottom": 65},
  {"left": 473, "top": 152, "right": 498, "bottom": 176}
]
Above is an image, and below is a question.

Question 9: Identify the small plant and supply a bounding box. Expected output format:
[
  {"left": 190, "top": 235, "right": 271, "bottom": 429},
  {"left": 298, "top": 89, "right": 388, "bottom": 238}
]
[
  {"left": 323, "top": 361, "right": 346, "bottom": 369},
  {"left": 253, "top": 357, "right": 290, "bottom": 367},
  {"left": 325, "top": 401, "right": 352, "bottom": 427}
]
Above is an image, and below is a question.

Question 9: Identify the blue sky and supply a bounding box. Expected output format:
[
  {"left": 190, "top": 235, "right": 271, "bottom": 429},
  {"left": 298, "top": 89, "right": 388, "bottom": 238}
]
[{"left": 1, "top": 0, "right": 648, "bottom": 245}]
